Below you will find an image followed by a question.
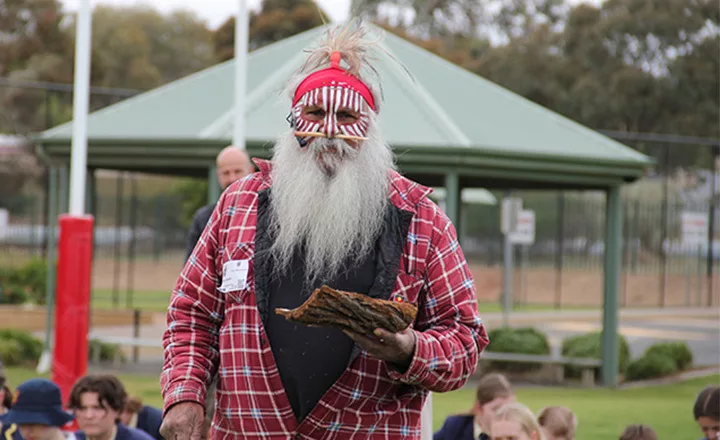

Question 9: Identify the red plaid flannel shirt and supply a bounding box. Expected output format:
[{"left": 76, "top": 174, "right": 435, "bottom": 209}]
[{"left": 161, "top": 159, "right": 488, "bottom": 439}]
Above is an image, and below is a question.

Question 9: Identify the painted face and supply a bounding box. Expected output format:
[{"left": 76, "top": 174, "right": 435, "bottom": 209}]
[{"left": 292, "top": 84, "right": 370, "bottom": 146}]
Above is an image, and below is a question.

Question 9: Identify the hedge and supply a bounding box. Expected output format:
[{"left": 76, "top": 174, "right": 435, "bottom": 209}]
[
  {"left": 486, "top": 327, "right": 551, "bottom": 372},
  {"left": 561, "top": 331, "right": 630, "bottom": 379}
]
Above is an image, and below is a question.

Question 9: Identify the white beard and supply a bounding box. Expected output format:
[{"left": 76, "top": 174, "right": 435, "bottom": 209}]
[{"left": 268, "top": 121, "right": 395, "bottom": 284}]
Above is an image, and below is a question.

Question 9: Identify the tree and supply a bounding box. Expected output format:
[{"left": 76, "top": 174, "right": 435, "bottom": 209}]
[
  {"left": 213, "top": 0, "right": 328, "bottom": 62},
  {"left": 0, "top": 0, "right": 69, "bottom": 76}
]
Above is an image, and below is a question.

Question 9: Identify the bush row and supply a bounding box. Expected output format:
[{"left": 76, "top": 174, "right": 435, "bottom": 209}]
[
  {"left": 625, "top": 342, "right": 694, "bottom": 381},
  {"left": 0, "top": 330, "right": 126, "bottom": 367},
  {"left": 483, "top": 326, "right": 692, "bottom": 381}
]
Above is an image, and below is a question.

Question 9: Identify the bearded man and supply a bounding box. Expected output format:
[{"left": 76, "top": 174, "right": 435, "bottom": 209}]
[{"left": 160, "top": 22, "right": 488, "bottom": 440}]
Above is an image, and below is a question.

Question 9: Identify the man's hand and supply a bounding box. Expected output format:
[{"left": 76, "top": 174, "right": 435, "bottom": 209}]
[
  {"left": 344, "top": 327, "right": 417, "bottom": 369},
  {"left": 160, "top": 402, "right": 205, "bottom": 440}
]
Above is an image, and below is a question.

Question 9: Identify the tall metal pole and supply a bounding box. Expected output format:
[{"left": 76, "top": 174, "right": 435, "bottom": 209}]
[
  {"left": 52, "top": 0, "right": 95, "bottom": 402},
  {"left": 707, "top": 147, "right": 718, "bottom": 306},
  {"left": 660, "top": 145, "right": 669, "bottom": 307},
  {"left": 68, "top": 1, "right": 92, "bottom": 216},
  {"left": 233, "top": 0, "right": 249, "bottom": 150},
  {"left": 37, "top": 166, "right": 58, "bottom": 374}
]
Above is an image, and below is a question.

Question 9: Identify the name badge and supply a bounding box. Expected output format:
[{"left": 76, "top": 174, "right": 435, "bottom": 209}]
[{"left": 218, "top": 259, "right": 249, "bottom": 293}]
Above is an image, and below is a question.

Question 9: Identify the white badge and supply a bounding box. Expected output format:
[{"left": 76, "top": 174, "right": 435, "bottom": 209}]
[{"left": 218, "top": 259, "right": 249, "bottom": 293}]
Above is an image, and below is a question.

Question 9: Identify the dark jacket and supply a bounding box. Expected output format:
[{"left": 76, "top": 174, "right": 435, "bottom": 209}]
[
  {"left": 136, "top": 406, "right": 163, "bottom": 440},
  {"left": 75, "top": 423, "right": 154, "bottom": 440},
  {"left": 1, "top": 423, "right": 22, "bottom": 440},
  {"left": 185, "top": 203, "right": 215, "bottom": 262},
  {"left": 434, "top": 414, "right": 488, "bottom": 440}
]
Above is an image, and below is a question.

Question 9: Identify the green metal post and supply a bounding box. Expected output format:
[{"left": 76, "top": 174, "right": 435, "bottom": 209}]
[
  {"left": 59, "top": 165, "right": 69, "bottom": 214},
  {"left": 42, "top": 167, "right": 59, "bottom": 357},
  {"left": 85, "top": 169, "right": 95, "bottom": 215},
  {"left": 444, "top": 172, "right": 460, "bottom": 226},
  {"left": 208, "top": 166, "right": 221, "bottom": 204},
  {"left": 602, "top": 185, "right": 623, "bottom": 387}
]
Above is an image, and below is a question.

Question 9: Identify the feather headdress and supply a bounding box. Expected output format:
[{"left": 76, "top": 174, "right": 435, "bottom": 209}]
[{"left": 285, "top": 19, "right": 410, "bottom": 113}]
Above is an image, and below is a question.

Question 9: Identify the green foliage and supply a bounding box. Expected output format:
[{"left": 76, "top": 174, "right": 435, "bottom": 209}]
[
  {"left": 0, "top": 258, "right": 48, "bottom": 305},
  {"left": 561, "top": 332, "right": 630, "bottom": 379},
  {"left": 12, "top": 258, "right": 48, "bottom": 304},
  {"left": 88, "top": 339, "right": 127, "bottom": 364},
  {"left": 0, "top": 330, "right": 43, "bottom": 366},
  {"left": 643, "top": 342, "right": 693, "bottom": 371},
  {"left": 170, "top": 178, "right": 208, "bottom": 228},
  {"left": 486, "top": 327, "right": 551, "bottom": 372},
  {"left": 625, "top": 352, "right": 678, "bottom": 381},
  {"left": 0, "top": 339, "right": 24, "bottom": 366}
]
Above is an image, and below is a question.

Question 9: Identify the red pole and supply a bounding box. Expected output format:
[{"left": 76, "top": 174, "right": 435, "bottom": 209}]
[{"left": 52, "top": 214, "right": 94, "bottom": 404}]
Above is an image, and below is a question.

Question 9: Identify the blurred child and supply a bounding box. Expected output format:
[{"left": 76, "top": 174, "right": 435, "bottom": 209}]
[
  {"left": 537, "top": 406, "right": 576, "bottom": 440},
  {"left": 618, "top": 424, "right": 658, "bottom": 440},
  {"left": 694, "top": 385, "right": 720, "bottom": 440},
  {"left": 434, "top": 373, "right": 515, "bottom": 440},
  {"left": 1, "top": 378, "right": 74, "bottom": 440},
  {"left": 490, "top": 402, "right": 545, "bottom": 440}
]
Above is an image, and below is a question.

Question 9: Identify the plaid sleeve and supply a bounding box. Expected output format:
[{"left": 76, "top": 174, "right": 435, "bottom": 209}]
[
  {"left": 387, "top": 210, "right": 488, "bottom": 391},
  {"left": 160, "top": 192, "right": 228, "bottom": 414}
]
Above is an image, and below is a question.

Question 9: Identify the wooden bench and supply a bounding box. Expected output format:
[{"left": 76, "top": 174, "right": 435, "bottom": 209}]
[{"left": 480, "top": 352, "right": 602, "bottom": 387}]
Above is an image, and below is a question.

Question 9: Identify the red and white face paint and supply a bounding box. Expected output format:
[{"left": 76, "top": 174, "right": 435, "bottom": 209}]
[
  {"left": 291, "top": 51, "right": 377, "bottom": 147},
  {"left": 292, "top": 83, "right": 371, "bottom": 146}
]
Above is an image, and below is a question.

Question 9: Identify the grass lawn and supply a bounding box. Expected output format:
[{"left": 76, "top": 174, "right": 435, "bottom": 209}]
[
  {"left": 88, "top": 289, "right": 596, "bottom": 314},
  {"left": 91, "top": 289, "right": 171, "bottom": 312},
  {"left": 433, "top": 374, "right": 719, "bottom": 439},
  {"left": 3, "top": 366, "right": 715, "bottom": 438}
]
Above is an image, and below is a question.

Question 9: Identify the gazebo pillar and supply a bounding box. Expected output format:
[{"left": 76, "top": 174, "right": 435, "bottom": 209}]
[
  {"left": 602, "top": 185, "right": 622, "bottom": 387},
  {"left": 444, "top": 171, "right": 461, "bottom": 227},
  {"left": 59, "top": 165, "right": 69, "bottom": 214}
]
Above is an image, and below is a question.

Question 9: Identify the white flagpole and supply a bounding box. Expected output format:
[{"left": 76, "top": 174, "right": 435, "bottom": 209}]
[
  {"left": 38, "top": 0, "right": 93, "bottom": 375},
  {"left": 233, "top": 0, "right": 249, "bottom": 149},
  {"left": 68, "top": 0, "right": 93, "bottom": 215},
  {"left": 421, "top": 394, "right": 433, "bottom": 439}
]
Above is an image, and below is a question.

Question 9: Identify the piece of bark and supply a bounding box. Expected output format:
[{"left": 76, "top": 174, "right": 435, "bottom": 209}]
[{"left": 275, "top": 285, "right": 417, "bottom": 335}]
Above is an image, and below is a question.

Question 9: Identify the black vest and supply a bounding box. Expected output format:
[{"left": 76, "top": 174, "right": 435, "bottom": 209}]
[{"left": 265, "top": 245, "right": 378, "bottom": 423}]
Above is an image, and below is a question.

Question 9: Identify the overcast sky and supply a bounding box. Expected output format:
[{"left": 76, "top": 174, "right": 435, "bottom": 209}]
[
  {"left": 60, "top": 0, "right": 604, "bottom": 33},
  {"left": 60, "top": 0, "right": 351, "bottom": 29}
]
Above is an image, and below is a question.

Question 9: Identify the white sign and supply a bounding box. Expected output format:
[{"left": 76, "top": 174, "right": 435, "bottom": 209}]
[
  {"left": 509, "top": 210, "right": 535, "bottom": 245},
  {"left": 501, "top": 197, "right": 523, "bottom": 235},
  {"left": 0, "top": 208, "right": 8, "bottom": 241},
  {"left": 681, "top": 212, "right": 708, "bottom": 247}
]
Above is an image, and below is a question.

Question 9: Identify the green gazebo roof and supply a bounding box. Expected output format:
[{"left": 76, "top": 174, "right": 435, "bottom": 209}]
[{"left": 35, "top": 24, "right": 651, "bottom": 188}]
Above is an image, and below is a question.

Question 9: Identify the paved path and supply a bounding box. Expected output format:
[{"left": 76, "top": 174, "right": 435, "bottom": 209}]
[{"left": 84, "top": 307, "right": 720, "bottom": 369}]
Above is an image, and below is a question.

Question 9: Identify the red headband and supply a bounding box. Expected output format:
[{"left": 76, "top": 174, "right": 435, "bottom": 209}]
[{"left": 292, "top": 51, "right": 376, "bottom": 111}]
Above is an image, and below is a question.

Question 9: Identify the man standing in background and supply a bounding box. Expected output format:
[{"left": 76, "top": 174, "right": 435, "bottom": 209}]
[{"left": 185, "top": 146, "right": 254, "bottom": 261}]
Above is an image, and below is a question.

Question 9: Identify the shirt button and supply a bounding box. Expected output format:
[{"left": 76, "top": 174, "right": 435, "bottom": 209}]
[
  {"left": 260, "top": 336, "right": 266, "bottom": 347},
  {"left": 294, "top": 434, "right": 301, "bottom": 439}
]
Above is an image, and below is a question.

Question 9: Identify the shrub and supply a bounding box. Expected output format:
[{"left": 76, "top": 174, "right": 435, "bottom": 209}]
[
  {"left": 644, "top": 342, "right": 693, "bottom": 371},
  {"left": 0, "top": 259, "right": 48, "bottom": 305},
  {"left": 0, "top": 281, "right": 29, "bottom": 304},
  {"left": 625, "top": 352, "right": 678, "bottom": 381},
  {"left": 12, "top": 258, "right": 48, "bottom": 305},
  {"left": 0, "top": 330, "right": 42, "bottom": 366},
  {"left": 561, "top": 332, "right": 630, "bottom": 379},
  {"left": 88, "top": 339, "right": 126, "bottom": 364},
  {"left": 485, "top": 327, "right": 551, "bottom": 372},
  {"left": 0, "top": 338, "right": 24, "bottom": 366}
]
